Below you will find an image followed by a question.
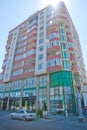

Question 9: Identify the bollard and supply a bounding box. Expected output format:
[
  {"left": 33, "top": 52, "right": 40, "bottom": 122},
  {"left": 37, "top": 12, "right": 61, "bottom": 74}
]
[{"left": 65, "top": 110, "right": 68, "bottom": 117}]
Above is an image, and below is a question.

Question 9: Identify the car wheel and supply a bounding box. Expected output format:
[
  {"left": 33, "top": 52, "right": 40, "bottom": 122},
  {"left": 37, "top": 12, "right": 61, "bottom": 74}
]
[
  {"left": 22, "top": 116, "right": 26, "bottom": 121},
  {"left": 10, "top": 115, "right": 14, "bottom": 119}
]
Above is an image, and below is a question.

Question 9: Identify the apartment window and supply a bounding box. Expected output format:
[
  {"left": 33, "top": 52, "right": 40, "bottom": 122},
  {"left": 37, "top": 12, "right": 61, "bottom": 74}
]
[
  {"left": 39, "top": 39, "right": 44, "bottom": 44},
  {"left": 13, "top": 70, "right": 22, "bottom": 76},
  {"left": 17, "top": 35, "right": 27, "bottom": 42},
  {"left": 50, "top": 88, "right": 54, "bottom": 96},
  {"left": 5, "top": 74, "right": 9, "bottom": 79},
  {"left": 13, "top": 37, "right": 16, "bottom": 41},
  {"left": 39, "top": 75, "right": 47, "bottom": 86},
  {"left": 46, "top": 40, "right": 59, "bottom": 48},
  {"left": 29, "top": 16, "right": 38, "bottom": 24},
  {"left": 15, "top": 54, "right": 26, "bottom": 61},
  {"left": 59, "top": 22, "right": 64, "bottom": 27},
  {"left": 26, "top": 49, "right": 36, "bottom": 56},
  {"left": 6, "top": 66, "right": 10, "bottom": 71},
  {"left": 40, "top": 16, "right": 44, "bottom": 19},
  {"left": 62, "top": 60, "right": 69, "bottom": 69},
  {"left": 40, "top": 11, "right": 44, "bottom": 15},
  {"left": 55, "top": 58, "right": 61, "bottom": 65},
  {"left": 60, "top": 35, "right": 66, "bottom": 41},
  {"left": 39, "top": 46, "right": 43, "bottom": 51},
  {"left": 16, "top": 47, "right": 25, "bottom": 54},
  {"left": 68, "top": 42, "right": 74, "bottom": 48},
  {"left": 38, "top": 63, "right": 43, "bottom": 70},
  {"left": 62, "top": 51, "right": 68, "bottom": 58},
  {"left": 59, "top": 28, "right": 65, "bottom": 34},
  {"left": 46, "top": 6, "right": 52, "bottom": 15},
  {"left": 14, "top": 32, "right": 17, "bottom": 36},
  {"left": 40, "top": 26, "right": 44, "bottom": 31},
  {"left": 47, "top": 58, "right": 61, "bottom": 67},
  {"left": 38, "top": 54, "right": 43, "bottom": 60},
  {"left": 17, "top": 42, "right": 26, "bottom": 48},
  {"left": 39, "top": 32, "right": 44, "bottom": 37},
  {"left": 47, "top": 33, "right": 58, "bottom": 40},
  {"left": 40, "top": 21, "right": 44, "bottom": 25},
  {"left": 61, "top": 42, "right": 67, "bottom": 49}
]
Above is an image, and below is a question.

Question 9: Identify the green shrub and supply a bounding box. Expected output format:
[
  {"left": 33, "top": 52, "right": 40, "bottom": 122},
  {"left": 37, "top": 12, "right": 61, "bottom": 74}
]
[
  {"left": 37, "top": 109, "right": 43, "bottom": 118},
  {"left": 42, "top": 102, "right": 47, "bottom": 111}
]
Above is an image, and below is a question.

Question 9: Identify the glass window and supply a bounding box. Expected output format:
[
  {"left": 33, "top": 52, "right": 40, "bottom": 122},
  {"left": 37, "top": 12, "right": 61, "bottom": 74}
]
[
  {"left": 59, "top": 28, "right": 65, "bottom": 34},
  {"left": 39, "top": 39, "right": 44, "bottom": 44},
  {"left": 55, "top": 58, "right": 61, "bottom": 65},
  {"left": 29, "top": 16, "right": 38, "bottom": 24},
  {"left": 39, "top": 32, "right": 44, "bottom": 37},
  {"left": 40, "top": 21, "right": 44, "bottom": 25},
  {"left": 47, "top": 58, "right": 60, "bottom": 67},
  {"left": 38, "top": 54, "right": 43, "bottom": 60},
  {"left": 16, "top": 47, "right": 25, "bottom": 54},
  {"left": 50, "top": 88, "right": 54, "bottom": 95},
  {"left": 40, "top": 11, "right": 44, "bottom": 15},
  {"left": 62, "top": 60, "right": 69, "bottom": 69},
  {"left": 68, "top": 42, "right": 74, "bottom": 48},
  {"left": 62, "top": 51, "right": 68, "bottom": 58},
  {"left": 60, "top": 35, "right": 66, "bottom": 41},
  {"left": 61, "top": 42, "right": 67, "bottom": 49},
  {"left": 38, "top": 63, "right": 43, "bottom": 70},
  {"left": 40, "top": 16, "right": 44, "bottom": 19},
  {"left": 39, "top": 46, "right": 43, "bottom": 51},
  {"left": 40, "top": 26, "right": 44, "bottom": 31},
  {"left": 12, "top": 70, "right": 22, "bottom": 76},
  {"left": 17, "top": 41, "right": 26, "bottom": 48},
  {"left": 17, "top": 35, "right": 27, "bottom": 42},
  {"left": 39, "top": 89, "right": 42, "bottom": 96},
  {"left": 59, "top": 22, "right": 64, "bottom": 27},
  {"left": 39, "top": 75, "right": 46, "bottom": 86},
  {"left": 46, "top": 6, "right": 52, "bottom": 15}
]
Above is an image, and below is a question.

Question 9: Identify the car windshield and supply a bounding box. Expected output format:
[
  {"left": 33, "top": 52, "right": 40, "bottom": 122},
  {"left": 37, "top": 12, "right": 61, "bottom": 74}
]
[
  {"left": 26, "top": 110, "right": 31, "bottom": 113},
  {"left": 16, "top": 110, "right": 24, "bottom": 113}
]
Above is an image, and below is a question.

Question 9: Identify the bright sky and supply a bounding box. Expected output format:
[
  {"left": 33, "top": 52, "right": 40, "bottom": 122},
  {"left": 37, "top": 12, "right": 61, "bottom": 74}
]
[{"left": 0, "top": 0, "right": 87, "bottom": 75}]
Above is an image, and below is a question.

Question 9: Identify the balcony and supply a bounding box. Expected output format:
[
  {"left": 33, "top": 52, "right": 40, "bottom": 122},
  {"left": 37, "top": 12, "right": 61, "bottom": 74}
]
[
  {"left": 66, "top": 32, "right": 71, "bottom": 36},
  {"left": 10, "top": 71, "right": 34, "bottom": 81},
  {"left": 47, "top": 65, "right": 62, "bottom": 72},
  {"left": 14, "top": 54, "right": 36, "bottom": 63},
  {"left": 47, "top": 54, "right": 61, "bottom": 60},
  {"left": 71, "top": 66, "right": 77, "bottom": 72},
  {"left": 12, "top": 62, "right": 35, "bottom": 71},
  {"left": 70, "top": 55, "right": 75, "bottom": 61},
  {"left": 68, "top": 47, "right": 74, "bottom": 52},
  {"left": 46, "top": 24, "right": 58, "bottom": 34},
  {"left": 46, "top": 46, "right": 60, "bottom": 53}
]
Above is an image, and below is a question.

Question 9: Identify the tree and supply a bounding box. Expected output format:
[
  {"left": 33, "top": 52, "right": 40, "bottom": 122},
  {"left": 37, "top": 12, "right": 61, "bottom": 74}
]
[{"left": 43, "top": 101, "right": 47, "bottom": 111}]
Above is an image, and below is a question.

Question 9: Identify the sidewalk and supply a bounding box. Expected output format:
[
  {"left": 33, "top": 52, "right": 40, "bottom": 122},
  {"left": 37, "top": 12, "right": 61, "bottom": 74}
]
[
  {"left": 43, "top": 114, "right": 87, "bottom": 130},
  {"left": 43, "top": 113, "right": 87, "bottom": 123}
]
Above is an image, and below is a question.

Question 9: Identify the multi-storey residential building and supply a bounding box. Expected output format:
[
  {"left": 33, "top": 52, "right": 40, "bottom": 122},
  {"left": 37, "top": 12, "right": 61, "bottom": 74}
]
[{"left": 0, "top": 1, "right": 87, "bottom": 114}]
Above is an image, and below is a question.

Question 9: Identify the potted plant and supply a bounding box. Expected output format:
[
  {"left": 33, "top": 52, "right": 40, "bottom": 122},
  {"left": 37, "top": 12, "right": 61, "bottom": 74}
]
[
  {"left": 42, "top": 101, "right": 48, "bottom": 118},
  {"left": 37, "top": 109, "right": 43, "bottom": 118}
]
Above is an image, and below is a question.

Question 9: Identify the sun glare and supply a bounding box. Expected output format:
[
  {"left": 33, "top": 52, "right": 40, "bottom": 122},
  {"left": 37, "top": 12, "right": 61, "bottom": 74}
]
[
  {"left": 41, "top": 0, "right": 68, "bottom": 8},
  {"left": 49, "top": 0, "right": 60, "bottom": 7}
]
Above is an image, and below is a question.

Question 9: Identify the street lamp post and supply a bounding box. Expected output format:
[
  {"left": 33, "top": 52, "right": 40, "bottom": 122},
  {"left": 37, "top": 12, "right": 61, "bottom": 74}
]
[{"left": 76, "top": 91, "right": 85, "bottom": 122}]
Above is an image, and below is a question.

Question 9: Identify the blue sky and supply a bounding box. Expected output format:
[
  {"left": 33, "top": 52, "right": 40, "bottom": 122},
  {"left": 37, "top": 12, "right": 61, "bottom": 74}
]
[{"left": 0, "top": 0, "right": 87, "bottom": 75}]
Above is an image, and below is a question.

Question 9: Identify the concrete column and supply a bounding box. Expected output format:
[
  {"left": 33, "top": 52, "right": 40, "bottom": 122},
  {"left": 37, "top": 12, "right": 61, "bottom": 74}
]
[
  {"left": 19, "top": 79, "right": 24, "bottom": 108},
  {"left": 36, "top": 76, "right": 39, "bottom": 112},
  {"left": 6, "top": 83, "right": 12, "bottom": 110},
  {"left": 47, "top": 74, "right": 50, "bottom": 112},
  {"left": 1, "top": 84, "right": 6, "bottom": 110}
]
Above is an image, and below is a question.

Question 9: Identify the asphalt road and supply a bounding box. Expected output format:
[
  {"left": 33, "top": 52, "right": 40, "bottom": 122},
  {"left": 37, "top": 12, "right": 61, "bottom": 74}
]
[{"left": 0, "top": 111, "right": 87, "bottom": 130}]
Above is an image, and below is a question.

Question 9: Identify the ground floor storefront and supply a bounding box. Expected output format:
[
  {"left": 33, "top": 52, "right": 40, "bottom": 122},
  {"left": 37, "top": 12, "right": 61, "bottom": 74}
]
[{"left": 0, "top": 71, "right": 77, "bottom": 114}]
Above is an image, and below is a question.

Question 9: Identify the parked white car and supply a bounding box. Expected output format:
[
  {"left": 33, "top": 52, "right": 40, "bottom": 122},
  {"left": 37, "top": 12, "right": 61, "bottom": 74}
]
[{"left": 9, "top": 109, "right": 37, "bottom": 121}]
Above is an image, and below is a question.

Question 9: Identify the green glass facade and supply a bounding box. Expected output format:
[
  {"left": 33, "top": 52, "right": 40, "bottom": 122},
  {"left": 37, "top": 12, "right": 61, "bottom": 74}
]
[
  {"left": 0, "top": 71, "right": 76, "bottom": 114},
  {"left": 50, "top": 71, "right": 76, "bottom": 114}
]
